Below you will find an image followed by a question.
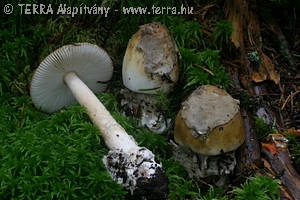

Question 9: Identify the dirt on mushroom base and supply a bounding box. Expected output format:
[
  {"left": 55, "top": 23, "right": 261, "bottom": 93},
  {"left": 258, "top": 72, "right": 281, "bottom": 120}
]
[
  {"left": 120, "top": 88, "right": 171, "bottom": 134},
  {"left": 171, "top": 141, "right": 237, "bottom": 186},
  {"left": 103, "top": 147, "right": 169, "bottom": 199}
]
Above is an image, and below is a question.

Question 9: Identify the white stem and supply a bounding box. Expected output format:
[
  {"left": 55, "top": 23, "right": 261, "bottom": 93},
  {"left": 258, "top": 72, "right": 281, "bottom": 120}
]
[{"left": 64, "top": 71, "right": 139, "bottom": 153}]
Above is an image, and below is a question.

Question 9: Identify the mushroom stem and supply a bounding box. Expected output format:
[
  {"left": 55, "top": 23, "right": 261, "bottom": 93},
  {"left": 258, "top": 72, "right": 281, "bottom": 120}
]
[
  {"left": 64, "top": 71, "right": 169, "bottom": 198},
  {"left": 64, "top": 71, "right": 139, "bottom": 153},
  {"left": 31, "top": 43, "right": 169, "bottom": 198}
]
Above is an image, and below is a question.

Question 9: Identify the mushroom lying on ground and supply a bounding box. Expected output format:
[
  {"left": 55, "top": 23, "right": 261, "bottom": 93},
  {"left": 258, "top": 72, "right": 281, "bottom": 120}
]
[
  {"left": 30, "top": 43, "right": 169, "bottom": 199},
  {"left": 121, "top": 22, "right": 179, "bottom": 133},
  {"left": 172, "top": 85, "right": 245, "bottom": 185}
]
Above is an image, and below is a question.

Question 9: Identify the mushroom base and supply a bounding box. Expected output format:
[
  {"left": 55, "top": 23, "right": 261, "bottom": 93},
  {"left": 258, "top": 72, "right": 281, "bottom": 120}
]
[
  {"left": 103, "top": 147, "right": 169, "bottom": 199},
  {"left": 120, "top": 89, "right": 171, "bottom": 134},
  {"left": 171, "top": 141, "right": 236, "bottom": 184}
]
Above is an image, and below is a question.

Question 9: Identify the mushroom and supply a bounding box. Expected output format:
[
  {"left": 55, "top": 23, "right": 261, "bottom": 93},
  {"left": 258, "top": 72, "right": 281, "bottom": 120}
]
[
  {"left": 121, "top": 22, "right": 179, "bottom": 133},
  {"left": 172, "top": 85, "right": 245, "bottom": 183},
  {"left": 122, "top": 22, "right": 179, "bottom": 94},
  {"left": 30, "top": 43, "right": 169, "bottom": 199}
]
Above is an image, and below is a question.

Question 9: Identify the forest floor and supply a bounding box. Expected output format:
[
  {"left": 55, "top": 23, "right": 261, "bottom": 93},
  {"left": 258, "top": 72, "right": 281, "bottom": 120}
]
[{"left": 0, "top": 0, "right": 299, "bottom": 199}]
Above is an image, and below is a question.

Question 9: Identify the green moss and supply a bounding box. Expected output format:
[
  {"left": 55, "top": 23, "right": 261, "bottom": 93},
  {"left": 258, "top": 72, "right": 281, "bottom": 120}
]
[
  {"left": 232, "top": 176, "right": 281, "bottom": 200},
  {"left": 254, "top": 117, "right": 276, "bottom": 141},
  {"left": 211, "top": 20, "right": 232, "bottom": 50},
  {"left": 0, "top": 96, "right": 126, "bottom": 199},
  {"left": 0, "top": 93, "right": 201, "bottom": 199},
  {"left": 286, "top": 132, "right": 300, "bottom": 166},
  {"left": 182, "top": 48, "right": 231, "bottom": 92},
  {"left": 198, "top": 186, "right": 228, "bottom": 200}
]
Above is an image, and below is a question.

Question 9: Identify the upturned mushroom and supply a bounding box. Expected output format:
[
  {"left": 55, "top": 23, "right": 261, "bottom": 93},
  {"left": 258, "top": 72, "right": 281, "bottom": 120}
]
[
  {"left": 30, "top": 43, "right": 169, "bottom": 199},
  {"left": 121, "top": 22, "right": 179, "bottom": 133},
  {"left": 172, "top": 85, "right": 245, "bottom": 183}
]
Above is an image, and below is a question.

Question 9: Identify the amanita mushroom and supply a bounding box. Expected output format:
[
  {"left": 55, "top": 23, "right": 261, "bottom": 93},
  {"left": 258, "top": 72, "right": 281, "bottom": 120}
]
[
  {"left": 121, "top": 22, "right": 179, "bottom": 133},
  {"left": 172, "top": 85, "right": 245, "bottom": 181},
  {"left": 30, "top": 43, "right": 169, "bottom": 199},
  {"left": 122, "top": 22, "right": 179, "bottom": 94}
]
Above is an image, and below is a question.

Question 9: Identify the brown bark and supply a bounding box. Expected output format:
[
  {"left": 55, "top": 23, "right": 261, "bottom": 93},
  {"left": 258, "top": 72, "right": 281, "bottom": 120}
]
[
  {"left": 239, "top": 109, "right": 261, "bottom": 167},
  {"left": 225, "top": 0, "right": 300, "bottom": 198},
  {"left": 262, "top": 147, "right": 300, "bottom": 200}
]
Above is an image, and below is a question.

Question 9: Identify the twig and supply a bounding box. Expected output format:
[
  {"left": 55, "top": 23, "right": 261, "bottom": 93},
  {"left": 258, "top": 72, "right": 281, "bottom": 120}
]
[
  {"left": 254, "top": 93, "right": 280, "bottom": 97},
  {"left": 18, "top": 103, "right": 25, "bottom": 128},
  {"left": 278, "top": 108, "right": 285, "bottom": 130},
  {"left": 281, "top": 90, "right": 300, "bottom": 110},
  {"left": 223, "top": 60, "right": 241, "bottom": 68},
  {"left": 192, "top": 64, "right": 214, "bottom": 76},
  {"left": 197, "top": 178, "right": 210, "bottom": 186},
  {"left": 279, "top": 84, "right": 285, "bottom": 106},
  {"left": 201, "top": 28, "right": 212, "bottom": 35},
  {"left": 292, "top": 90, "right": 300, "bottom": 110}
]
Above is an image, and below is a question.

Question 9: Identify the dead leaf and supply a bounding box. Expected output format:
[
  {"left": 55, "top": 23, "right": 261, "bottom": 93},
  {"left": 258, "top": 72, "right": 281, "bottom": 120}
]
[
  {"left": 252, "top": 71, "right": 265, "bottom": 83},
  {"left": 280, "top": 186, "right": 295, "bottom": 200},
  {"left": 252, "top": 53, "right": 280, "bottom": 84},
  {"left": 247, "top": 163, "right": 259, "bottom": 170},
  {"left": 282, "top": 128, "right": 300, "bottom": 138},
  {"left": 261, "top": 142, "right": 284, "bottom": 155}
]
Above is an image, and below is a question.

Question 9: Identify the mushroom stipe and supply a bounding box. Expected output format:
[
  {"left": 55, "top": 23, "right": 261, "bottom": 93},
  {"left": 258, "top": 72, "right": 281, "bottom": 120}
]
[
  {"left": 121, "top": 22, "right": 179, "bottom": 133},
  {"left": 30, "top": 43, "right": 169, "bottom": 199}
]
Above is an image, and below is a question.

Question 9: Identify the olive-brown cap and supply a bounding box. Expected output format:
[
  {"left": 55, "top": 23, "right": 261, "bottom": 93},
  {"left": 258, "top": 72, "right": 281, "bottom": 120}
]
[{"left": 174, "top": 85, "right": 246, "bottom": 156}]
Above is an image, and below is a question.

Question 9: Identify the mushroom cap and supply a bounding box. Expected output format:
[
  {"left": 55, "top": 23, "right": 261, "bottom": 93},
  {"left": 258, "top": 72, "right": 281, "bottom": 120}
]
[
  {"left": 122, "top": 22, "right": 179, "bottom": 94},
  {"left": 174, "top": 85, "right": 245, "bottom": 156},
  {"left": 30, "top": 43, "right": 113, "bottom": 113}
]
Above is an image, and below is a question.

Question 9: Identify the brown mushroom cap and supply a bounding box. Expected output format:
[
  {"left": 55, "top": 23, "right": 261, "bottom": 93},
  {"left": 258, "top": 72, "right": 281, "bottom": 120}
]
[{"left": 174, "top": 85, "right": 246, "bottom": 156}]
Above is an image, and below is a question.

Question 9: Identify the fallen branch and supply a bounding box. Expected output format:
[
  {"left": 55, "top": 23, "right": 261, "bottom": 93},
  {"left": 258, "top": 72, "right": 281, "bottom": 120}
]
[
  {"left": 281, "top": 90, "right": 300, "bottom": 110},
  {"left": 262, "top": 147, "right": 300, "bottom": 199},
  {"left": 239, "top": 109, "right": 261, "bottom": 167}
]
